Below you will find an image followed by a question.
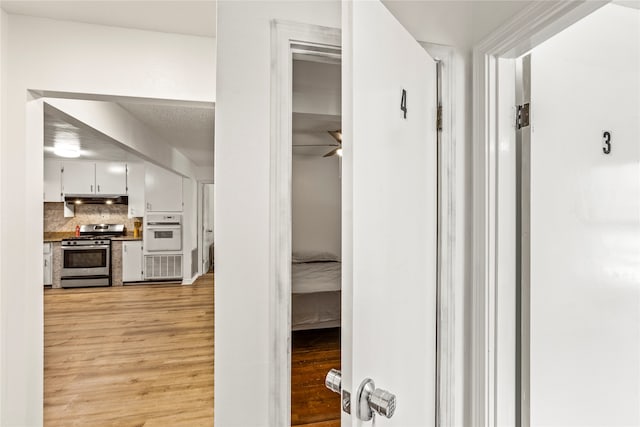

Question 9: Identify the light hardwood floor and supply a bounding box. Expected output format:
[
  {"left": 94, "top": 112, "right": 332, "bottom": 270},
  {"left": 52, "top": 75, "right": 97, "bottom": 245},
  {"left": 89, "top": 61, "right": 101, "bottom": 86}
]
[
  {"left": 44, "top": 274, "right": 214, "bottom": 426},
  {"left": 44, "top": 272, "right": 340, "bottom": 426}
]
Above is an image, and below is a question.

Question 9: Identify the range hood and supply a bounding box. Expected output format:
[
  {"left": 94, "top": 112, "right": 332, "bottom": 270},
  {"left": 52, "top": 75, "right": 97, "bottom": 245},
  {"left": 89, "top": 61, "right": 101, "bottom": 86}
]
[{"left": 64, "top": 195, "right": 128, "bottom": 205}]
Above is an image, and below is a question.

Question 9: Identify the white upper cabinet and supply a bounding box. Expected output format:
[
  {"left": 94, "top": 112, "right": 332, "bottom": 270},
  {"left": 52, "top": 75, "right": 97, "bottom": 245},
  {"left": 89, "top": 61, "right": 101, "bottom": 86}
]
[
  {"left": 95, "top": 162, "right": 127, "bottom": 195},
  {"left": 62, "top": 161, "right": 96, "bottom": 195},
  {"left": 145, "top": 162, "right": 183, "bottom": 212},
  {"left": 43, "top": 158, "right": 63, "bottom": 202},
  {"left": 126, "top": 162, "right": 145, "bottom": 218},
  {"left": 61, "top": 161, "right": 127, "bottom": 195}
]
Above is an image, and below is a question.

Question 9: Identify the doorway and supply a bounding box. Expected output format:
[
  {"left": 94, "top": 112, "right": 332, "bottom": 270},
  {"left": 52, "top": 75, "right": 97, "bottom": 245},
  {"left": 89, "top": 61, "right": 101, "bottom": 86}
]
[
  {"left": 290, "top": 54, "right": 342, "bottom": 425},
  {"left": 36, "top": 93, "right": 215, "bottom": 424}
]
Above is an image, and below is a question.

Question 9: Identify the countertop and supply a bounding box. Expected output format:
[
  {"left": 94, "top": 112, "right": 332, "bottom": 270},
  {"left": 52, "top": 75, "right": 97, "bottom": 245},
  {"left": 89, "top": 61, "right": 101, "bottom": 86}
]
[{"left": 44, "top": 232, "right": 143, "bottom": 243}]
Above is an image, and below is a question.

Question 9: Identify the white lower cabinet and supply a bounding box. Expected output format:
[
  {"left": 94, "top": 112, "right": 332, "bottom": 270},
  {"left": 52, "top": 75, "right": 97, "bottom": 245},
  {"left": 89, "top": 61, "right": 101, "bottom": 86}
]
[
  {"left": 43, "top": 243, "right": 52, "bottom": 286},
  {"left": 122, "top": 241, "right": 143, "bottom": 282}
]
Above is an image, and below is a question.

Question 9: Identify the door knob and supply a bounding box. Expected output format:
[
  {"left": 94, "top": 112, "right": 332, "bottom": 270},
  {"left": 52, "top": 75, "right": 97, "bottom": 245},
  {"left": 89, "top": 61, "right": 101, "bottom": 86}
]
[
  {"left": 325, "top": 369, "right": 351, "bottom": 414},
  {"left": 325, "top": 368, "right": 341, "bottom": 394},
  {"left": 356, "top": 378, "right": 396, "bottom": 421}
]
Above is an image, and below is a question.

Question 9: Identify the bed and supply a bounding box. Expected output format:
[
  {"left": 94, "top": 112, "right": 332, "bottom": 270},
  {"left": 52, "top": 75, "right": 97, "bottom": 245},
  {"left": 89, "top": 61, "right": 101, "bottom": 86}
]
[{"left": 291, "top": 251, "right": 341, "bottom": 331}]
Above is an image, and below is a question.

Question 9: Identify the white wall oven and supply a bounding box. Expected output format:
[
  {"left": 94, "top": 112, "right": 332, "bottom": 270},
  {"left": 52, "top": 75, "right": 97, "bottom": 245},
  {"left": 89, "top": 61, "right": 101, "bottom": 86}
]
[{"left": 145, "top": 214, "right": 182, "bottom": 252}]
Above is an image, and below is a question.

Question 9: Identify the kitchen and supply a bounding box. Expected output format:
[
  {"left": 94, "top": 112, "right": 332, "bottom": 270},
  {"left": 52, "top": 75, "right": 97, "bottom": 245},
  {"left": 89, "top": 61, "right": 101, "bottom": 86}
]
[{"left": 42, "top": 100, "right": 213, "bottom": 289}]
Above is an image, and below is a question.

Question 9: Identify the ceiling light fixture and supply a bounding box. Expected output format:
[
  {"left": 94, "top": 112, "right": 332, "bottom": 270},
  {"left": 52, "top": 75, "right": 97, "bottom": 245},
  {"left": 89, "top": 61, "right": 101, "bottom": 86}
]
[
  {"left": 53, "top": 144, "right": 81, "bottom": 158},
  {"left": 53, "top": 135, "right": 81, "bottom": 158}
]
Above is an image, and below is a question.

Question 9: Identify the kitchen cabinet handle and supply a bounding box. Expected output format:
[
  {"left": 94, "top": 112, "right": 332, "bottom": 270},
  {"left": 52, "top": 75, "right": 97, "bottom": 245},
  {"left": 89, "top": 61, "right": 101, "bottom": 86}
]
[
  {"left": 44, "top": 259, "right": 48, "bottom": 267},
  {"left": 91, "top": 185, "right": 94, "bottom": 193},
  {"left": 97, "top": 185, "right": 101, "bottom": 193}
]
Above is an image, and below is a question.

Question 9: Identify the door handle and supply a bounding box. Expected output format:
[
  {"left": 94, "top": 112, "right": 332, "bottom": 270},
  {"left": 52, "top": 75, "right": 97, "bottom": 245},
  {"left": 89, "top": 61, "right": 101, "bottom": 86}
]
[
  {"left": 356, "top": 378, "right": 396, "bottom": 421},
  {"left": 325, "top": 369, "right": 351, "bottom": 415},
  {"left": 325, "top": 368, "right": 341, "bottom": 394}
]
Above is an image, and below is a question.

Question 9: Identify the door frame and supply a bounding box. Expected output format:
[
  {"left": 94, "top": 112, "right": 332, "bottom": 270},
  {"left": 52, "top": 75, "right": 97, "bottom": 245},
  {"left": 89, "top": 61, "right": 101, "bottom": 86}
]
[
  {"left": 198, "top": 181, "right": 214, "bottom": 274},
  {"left": 270, "top": 19, "right": 464, "bottom": 426},
  {"left": 470, "top": 1, "right": 609, "bottom": 425}
]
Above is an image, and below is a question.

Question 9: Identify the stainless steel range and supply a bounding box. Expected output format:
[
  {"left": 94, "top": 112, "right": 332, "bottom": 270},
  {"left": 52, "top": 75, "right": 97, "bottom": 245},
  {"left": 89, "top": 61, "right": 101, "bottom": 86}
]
[{"left": 60, "top": 224, "right": 125, "bottom": 288}]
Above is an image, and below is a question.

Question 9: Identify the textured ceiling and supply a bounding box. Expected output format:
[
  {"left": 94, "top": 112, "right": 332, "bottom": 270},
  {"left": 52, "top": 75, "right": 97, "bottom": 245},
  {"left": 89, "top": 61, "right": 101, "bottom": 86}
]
[
  {"left": 44, "top": 101, "right": 215, "bottom": 168},
  {"left": 0, "top": 1, "right": 216, "bottom": 37},
  {"left": 118, "top": 102, "right": 215, "bottom": 167}
]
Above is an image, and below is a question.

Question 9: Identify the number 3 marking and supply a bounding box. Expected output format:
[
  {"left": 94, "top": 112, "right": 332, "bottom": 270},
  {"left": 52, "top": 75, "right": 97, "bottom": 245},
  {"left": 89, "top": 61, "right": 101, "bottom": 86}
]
[{"left": 603, "top": 131, "right": 611, "bottom": 154}]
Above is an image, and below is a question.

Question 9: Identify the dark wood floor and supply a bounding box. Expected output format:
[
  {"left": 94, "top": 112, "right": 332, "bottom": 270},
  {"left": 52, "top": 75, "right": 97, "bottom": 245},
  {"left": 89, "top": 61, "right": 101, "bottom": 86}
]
[
  {"left": 44, "top": 272, "right": 341, "bottom": 426},
  {"left": 291, "top": 328, "right": 341, "bottom": 426}
]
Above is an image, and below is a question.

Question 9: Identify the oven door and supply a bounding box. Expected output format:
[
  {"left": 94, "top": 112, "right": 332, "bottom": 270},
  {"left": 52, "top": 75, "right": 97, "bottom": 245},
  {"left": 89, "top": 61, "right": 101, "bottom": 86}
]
[
  {"left": 145, "top": 226, "right": 182, "bottom": 251},
  {"left": 61, "top": 245, "right": 110, "bottom": 277}
]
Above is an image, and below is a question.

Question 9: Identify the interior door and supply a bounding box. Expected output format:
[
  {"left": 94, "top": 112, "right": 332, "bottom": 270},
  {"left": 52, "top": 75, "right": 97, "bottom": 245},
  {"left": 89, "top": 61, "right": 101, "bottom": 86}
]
[
  {"left": 342, "top": 1, "right": 437, "bottom": 425},
  {"left": 526, "top": 5, "right": 640, "bottom": 426}
]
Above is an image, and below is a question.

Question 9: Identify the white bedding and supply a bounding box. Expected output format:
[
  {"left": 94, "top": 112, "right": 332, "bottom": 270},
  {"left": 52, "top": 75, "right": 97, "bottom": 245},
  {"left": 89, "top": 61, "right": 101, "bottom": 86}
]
[{"left": 291, "top": 261, "right": 341, "bottom": 294}]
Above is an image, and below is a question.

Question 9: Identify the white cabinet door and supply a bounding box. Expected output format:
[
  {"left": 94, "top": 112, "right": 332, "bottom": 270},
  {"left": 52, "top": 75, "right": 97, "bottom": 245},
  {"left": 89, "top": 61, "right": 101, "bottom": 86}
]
[
  {"left": 145, "top": 162, "right": 183, "bottom": 212},
  {"left": 43, "top": 158, "right": 63, "bottom": 202},
  {"left": 95, "top": 162, "right": 127, "bottom": 195},
  {"left": 343, "top": 2, "right": 438, "bottom": 425},
  {"left": 122, "top": 241, "right": 143, "bottom": 282},
  {"left": 126, "top": 162, "right": 145, "bottom": 218},
  {"left": 43, "top": 243, "right": 52, "bottom": 286},
  {"left": 62, "top": 161, "right": 95, "bottom": 195}
]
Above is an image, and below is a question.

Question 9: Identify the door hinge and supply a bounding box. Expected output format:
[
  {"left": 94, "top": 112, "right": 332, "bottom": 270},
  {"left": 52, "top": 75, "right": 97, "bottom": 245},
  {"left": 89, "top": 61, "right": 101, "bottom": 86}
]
[
  {"left": 516, "top": 103, "right": 530, "bottom": 129},
  {"left": 436, "top": 105, "right": 443, "bottom": 131}
]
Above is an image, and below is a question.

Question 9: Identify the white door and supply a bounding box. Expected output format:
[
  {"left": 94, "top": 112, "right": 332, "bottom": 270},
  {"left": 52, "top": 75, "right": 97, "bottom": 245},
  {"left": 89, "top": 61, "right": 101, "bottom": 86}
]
[
  {"left": 95, "top": 161, "right": 127, "bottom": 195},
  {"left": 62, "top": 161, "right": 95, "bottom": 194},
  {"left": 527, "top": 5, "right": 640, "bottom": 426},
  {"left": 203, "top": 184, "right": 214, "bottom": 271},
  {"left": 122, "top": 241, "right": 143, "bottom": 282},
  {"left": 145, "top": 162, "right": 183, "bottom": 212},
  {"left": 343, "top": 1, "right": 437, "bottom": 425}
]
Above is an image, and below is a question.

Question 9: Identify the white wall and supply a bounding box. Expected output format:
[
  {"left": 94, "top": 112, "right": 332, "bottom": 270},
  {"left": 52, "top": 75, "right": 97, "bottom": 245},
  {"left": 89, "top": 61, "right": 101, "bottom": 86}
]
[
  {"left": 292, "top": 153, "right": 341, "bottom": 257},
  {"left": 293, "top": 59, "right": 341, "bottom": 116},
  {"left": 0, "top": 8, "right": 6, "bottom": 421},
  {"left": 530, "top": 4, "right": 640, "bottom": 426},
  {"left": 0, "top": 14, "right": 215, "bottom": 426},
  {"left": 215, "top": 2, "right": 340, "bottom": 425}
]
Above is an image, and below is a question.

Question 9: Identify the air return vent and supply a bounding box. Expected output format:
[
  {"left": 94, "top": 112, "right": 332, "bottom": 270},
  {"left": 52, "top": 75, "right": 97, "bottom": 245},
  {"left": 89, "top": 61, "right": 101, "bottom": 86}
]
[{"left": 144, "top": 255, "right": 183, "bottom": 280}]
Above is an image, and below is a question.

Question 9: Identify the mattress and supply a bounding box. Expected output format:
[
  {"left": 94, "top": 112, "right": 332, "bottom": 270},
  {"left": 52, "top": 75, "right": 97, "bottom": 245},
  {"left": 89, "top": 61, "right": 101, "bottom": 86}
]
[
  {"left": 291, "top": 261, "right": 341, "bottom": 294},
  {"left": 291, "top": 261, "right": 341, "bottom": 330}
]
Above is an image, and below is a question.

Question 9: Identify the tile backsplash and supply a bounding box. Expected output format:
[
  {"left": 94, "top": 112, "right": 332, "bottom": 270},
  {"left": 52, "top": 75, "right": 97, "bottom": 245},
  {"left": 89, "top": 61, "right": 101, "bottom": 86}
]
[{"left": 44, "top": 202, "right": 139, "bottom": 233}]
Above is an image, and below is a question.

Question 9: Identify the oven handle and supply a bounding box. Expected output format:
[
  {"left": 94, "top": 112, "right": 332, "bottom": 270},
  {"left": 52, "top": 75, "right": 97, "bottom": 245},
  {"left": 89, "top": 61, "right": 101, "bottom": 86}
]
[
  {"left": 146, "top": 222, "right": 181, "bottom": 226},
  {"left": 62, "top": 245, "right": 111, "bottom": 250}
]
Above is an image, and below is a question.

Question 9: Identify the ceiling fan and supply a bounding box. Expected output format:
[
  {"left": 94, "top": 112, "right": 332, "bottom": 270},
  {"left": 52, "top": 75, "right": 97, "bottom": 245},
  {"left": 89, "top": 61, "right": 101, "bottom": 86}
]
[
  {"left": 292, "top": 129, "right": 343, "bottom": 157},
  {"left": 323, "top": 130, "right": 342, "bottom": 157}
]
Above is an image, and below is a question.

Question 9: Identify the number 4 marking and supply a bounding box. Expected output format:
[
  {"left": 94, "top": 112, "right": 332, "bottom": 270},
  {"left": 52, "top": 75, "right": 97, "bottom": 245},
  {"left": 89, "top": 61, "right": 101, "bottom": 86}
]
[
  {"left": 603, "top": 131, "right": 611, "bottom": 154},
  {"left": 400, "top": 89, "right": 407, "bottom": 119}
]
